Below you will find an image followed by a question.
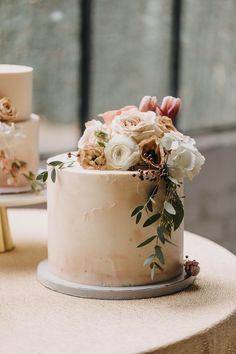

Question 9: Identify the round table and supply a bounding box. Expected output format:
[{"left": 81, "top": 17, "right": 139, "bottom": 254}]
[{"left": 0, "top": 209, "right": 235, "bottom": 354}]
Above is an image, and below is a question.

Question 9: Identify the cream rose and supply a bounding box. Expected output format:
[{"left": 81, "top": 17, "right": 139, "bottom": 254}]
[
  {"left": 0, "top": 97, "right": 17, "bottom": 122},
  {"left": 160, "top": 132, "right": 205, "bottom": 180},
  {"left": 111, "top": 108, "right": 156, "bottom": 142},
  {"left": 104, "top": 135, "right": 140, "bottom": 170},
  {"left": 78, "top": 119, "right": 110, "bottom": 149}
]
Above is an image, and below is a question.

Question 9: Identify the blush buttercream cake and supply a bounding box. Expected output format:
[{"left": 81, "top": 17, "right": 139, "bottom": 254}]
[
  {"left": 44, "top": 95, "right": 204, "bottom": 287},
  {"left": 0, "top": 64, "right": 39, "bottom": 193}
]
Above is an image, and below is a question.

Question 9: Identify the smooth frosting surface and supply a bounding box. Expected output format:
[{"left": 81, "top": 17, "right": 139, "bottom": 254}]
[
  {"left": 0, "top": 114, "right": 39, "bottom": 193},
  {"left": 48, "top": 154, "right": 184, "bottom": 286},
  {"left": 0, "top": 64, "right": 33, "bottom": 121}
]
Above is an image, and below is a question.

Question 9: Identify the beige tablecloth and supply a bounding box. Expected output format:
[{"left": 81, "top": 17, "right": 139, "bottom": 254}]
[{"left": 0, "top": 209, "right": 236, "bottom": 354}]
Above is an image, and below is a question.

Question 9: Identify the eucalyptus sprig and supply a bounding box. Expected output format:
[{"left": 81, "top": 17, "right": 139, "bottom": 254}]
[
  {"left": 36, "top": 159, "right": 75, "bottom": 184},
  {"left": 131, "top": 166, "right": 184, "bottom": 279}
]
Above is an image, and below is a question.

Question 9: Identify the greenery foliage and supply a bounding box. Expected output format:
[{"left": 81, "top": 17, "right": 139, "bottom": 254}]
[{"left": 131, "top": 167, "right": 184, "bottom": 279}]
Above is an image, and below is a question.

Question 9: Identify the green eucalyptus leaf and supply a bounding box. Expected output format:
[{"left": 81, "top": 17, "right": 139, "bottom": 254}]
[
  {"left": 154, "top": 262, "right": 164, "bottom": 271},
  {"left": 155, "top": 245, "right": 165, "bottom": 265},
  {"left": 136, "top": 212, "right": 142, "bottom": 224},
  {"left": 131, "top": 206, "right": 143, "bottom": 217},
  {"left": 147, "top": 199, "right": 153, "bottom": 212},
  {"left": 51, "top": 168, "right": 56, "bottom": 183},
  {"left": 143, "top": 213, "right": 161, "bottom": 227},
  {"left": 137, "top": 235, "right": 157, "bottom": 248},
  {"left": 164, "top": 201, "right": 176, "bottom": 215},
  {"left": 48, "top": 160, "right": 63, "bottom": 167},
  {"left": 43, "top": 171, "right": 49, "bottom": 183},
  {"left": 36, "top": 172, "right": 45, "bottom": 181},
  {"left": 150, "top": 184, "right": 158, "bottom": 197},
  {"left": 157, "top": 225, "right": 166, "bottom": 244},
  {"left": 144, "top": 254, "right": 155, "bottom": 266},
  {"left": 172, "top": 197, "right": 184, "bottom": 230}
]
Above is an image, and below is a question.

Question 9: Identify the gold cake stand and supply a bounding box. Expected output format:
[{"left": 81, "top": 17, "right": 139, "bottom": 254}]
[{"left": 0, "top": 190, "right": 46, "bottom": 253}]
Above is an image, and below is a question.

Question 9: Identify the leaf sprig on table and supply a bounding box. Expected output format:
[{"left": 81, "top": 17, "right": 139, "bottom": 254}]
[{"left": 131, "top": 166, "right": 184, "bottom": 279}]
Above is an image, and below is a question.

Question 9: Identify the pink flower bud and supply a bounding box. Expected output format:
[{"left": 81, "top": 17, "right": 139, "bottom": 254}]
[
  {"left": 156, "top": 96, "right": 182, "bottom": 120},
  {"left": 139, "top": 96, "right": 157, "bottom": 112}
]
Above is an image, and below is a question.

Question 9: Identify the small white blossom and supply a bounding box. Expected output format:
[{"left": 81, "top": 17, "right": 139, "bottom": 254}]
[
  {"left": 160, "top": 131, "right": 205, "bottom": 180},
  {"left": 78, "top": 119, "right": 110, "bottom": 149}
]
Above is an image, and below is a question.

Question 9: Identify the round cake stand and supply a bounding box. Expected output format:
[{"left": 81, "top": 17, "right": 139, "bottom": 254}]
[
  {"left": 37, "top": 260, "right": 196, "bottom": 300},
  {"left": 0, "top": 190, "right": 47, "bottom": 253}
]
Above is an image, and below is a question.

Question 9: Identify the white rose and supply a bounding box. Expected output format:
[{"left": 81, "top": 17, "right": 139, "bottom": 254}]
[
  {"left": 161, "top": 132, "right": 205, "bottom": 180},
  {"left": 160, "top": 131, "right": 185, "bottom": 150},
  {"left": 78, "top": 119, "right": 110, "bottom": 149},
  {"left": 111, "top": 108, "right": 156, "bottom": 142},
  {"left": 104, "top": 135, "right": 140, "bottom": 170}
]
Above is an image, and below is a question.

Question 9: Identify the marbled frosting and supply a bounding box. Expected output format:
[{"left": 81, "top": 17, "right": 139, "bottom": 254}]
[{"left": 48, "top": 154, "right": 184, "bottom": 286}]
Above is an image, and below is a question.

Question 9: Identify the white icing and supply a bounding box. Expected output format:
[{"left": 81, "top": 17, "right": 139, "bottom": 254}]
[{"left": 48, "top": 153, "right": 184, "bottom": 287}]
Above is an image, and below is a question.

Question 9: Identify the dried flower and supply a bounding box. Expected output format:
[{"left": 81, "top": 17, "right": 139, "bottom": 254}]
[
  {"left": 184, "top": 258, "right": 200, "bottom": 276},
  {"left": 156, "top": 115, "right": 177, "bottom": 137},
  {"left": 139, "top": 135, "right": 165, "bottom": 168},
  {"left": 0, "top": 97, "right": 17, "bottom": 122},
  {"left": 79, "top": 145, "right": 106, "bottom": 169}
]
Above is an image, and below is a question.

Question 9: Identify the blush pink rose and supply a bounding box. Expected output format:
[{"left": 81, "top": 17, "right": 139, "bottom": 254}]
[{"left": 99, "top": 105, "right": 136, "bottom": 124}]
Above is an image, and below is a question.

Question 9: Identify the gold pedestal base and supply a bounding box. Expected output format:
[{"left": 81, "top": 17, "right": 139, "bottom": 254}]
[{"left": 0, "top": 207, "right": 14, "bottom": 253}]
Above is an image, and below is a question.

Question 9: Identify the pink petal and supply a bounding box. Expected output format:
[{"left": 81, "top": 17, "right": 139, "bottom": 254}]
[
  {"left": 161, "top": 96, "right": 182, "bottom": 119},
  {"left": 99, "top": 105, "right": 136, "bottom": 124},
  {"left": 139, "top": 96, "right": 157, "bottom": 112}
]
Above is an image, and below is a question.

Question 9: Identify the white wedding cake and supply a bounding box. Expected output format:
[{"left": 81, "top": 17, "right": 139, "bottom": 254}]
[
  {"left": 0, "top": 64, "right": 39, "bottom": 194},
  {"left": 41, "top": 95, "right": 204, "bottom": 291}
]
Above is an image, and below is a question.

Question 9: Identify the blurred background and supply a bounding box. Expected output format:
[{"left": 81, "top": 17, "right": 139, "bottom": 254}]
[{"left": 0, "top": 0, "right": 235, "bottom": 253}]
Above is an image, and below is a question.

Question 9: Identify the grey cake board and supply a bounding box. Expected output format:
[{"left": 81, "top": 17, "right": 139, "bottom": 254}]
[{"left": 37, "top": 260, "right": 196, "bottom": 300}]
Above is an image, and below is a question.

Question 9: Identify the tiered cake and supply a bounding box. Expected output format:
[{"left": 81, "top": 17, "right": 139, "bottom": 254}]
[
  {"left": 42, "top": 95, "right": 204, "bottom": 294},
  {"left": 0, "top": 65, "right": 39, "bottom": 193}
]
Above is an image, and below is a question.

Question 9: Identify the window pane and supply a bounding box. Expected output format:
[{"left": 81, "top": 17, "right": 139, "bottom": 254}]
[
  {"left": 0, "top": 0, "right": 79, "bottom": 124},
  {"left": 179, "top": 0, "right": 236, "bottom": 132},
  {"left": 91, "top": 0, "right": 172, "bottom": 116}
]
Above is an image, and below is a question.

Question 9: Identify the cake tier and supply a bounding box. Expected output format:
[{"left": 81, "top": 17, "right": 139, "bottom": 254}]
[
  {"left": 48, "top": 154, "right": 184, "bottom": 287},
  {"left": 0, "top": 65, "right": 33, "bottom": 122},
  {"left": 0, "top": 114, "right": 39, "bottom": 194}
]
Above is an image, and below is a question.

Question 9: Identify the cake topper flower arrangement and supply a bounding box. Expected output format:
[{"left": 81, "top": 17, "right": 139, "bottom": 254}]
[
  {"left": 38, "top": 95, "right": 205, "bottom": 278},
  {"left": 0, "top": 97, "right": 41, "bottom": 191}
]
